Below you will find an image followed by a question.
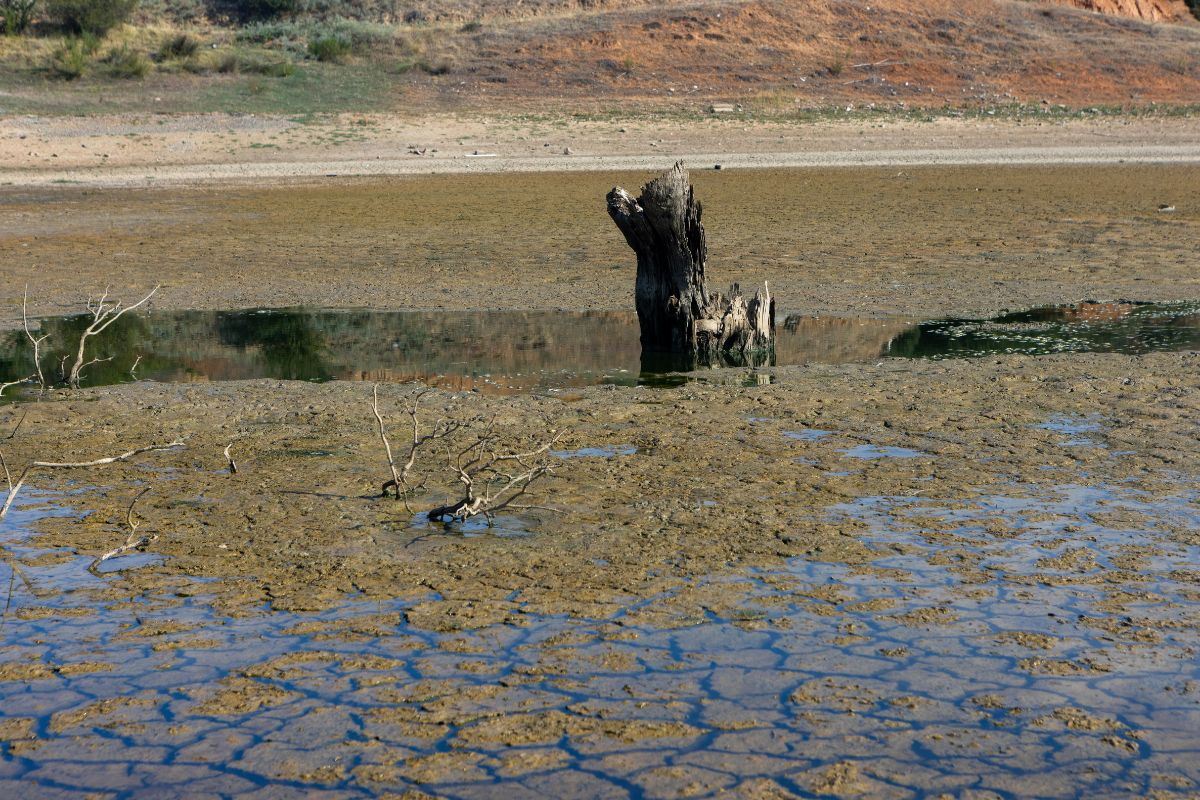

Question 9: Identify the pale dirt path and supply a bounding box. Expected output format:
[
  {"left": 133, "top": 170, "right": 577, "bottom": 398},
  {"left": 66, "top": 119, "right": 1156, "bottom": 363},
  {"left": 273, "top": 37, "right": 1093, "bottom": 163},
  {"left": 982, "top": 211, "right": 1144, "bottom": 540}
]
[{"left": 2, "top": 112, "right": 1199, "bottom": 187}]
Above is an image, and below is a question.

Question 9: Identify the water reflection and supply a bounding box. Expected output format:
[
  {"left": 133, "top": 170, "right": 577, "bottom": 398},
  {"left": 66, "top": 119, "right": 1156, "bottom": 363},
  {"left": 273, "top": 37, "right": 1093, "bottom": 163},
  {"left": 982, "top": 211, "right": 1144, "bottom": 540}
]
[{"left": 2, "top": 301, "right": 1197, "bottom": 395}]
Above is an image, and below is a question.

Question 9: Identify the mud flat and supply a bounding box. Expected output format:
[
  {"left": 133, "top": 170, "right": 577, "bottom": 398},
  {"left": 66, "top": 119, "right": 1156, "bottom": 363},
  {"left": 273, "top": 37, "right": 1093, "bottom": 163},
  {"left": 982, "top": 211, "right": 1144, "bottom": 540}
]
[
  {"left": 1, "top": 349, "right": 1199, "bottom": 797},
  {"left": 0, "top": 162, "right": 1198, "bottom": 797},
  {"left": 2, "top": 163, "right": 1198, "bottom": 324}
]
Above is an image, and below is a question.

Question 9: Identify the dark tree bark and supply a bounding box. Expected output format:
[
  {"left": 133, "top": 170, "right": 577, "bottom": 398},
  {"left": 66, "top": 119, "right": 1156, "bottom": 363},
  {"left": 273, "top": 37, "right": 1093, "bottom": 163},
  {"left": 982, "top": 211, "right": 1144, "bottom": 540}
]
[{"left": 607, "top": 162, "right": 774, "bottom": 368}]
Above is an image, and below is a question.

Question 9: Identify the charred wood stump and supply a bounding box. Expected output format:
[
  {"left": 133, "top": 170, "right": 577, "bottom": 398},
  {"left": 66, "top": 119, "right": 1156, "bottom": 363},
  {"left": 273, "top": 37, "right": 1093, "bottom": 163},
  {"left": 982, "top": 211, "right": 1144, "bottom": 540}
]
[{"left": 607, "top": 162, "right": 774, "bottom": 369}]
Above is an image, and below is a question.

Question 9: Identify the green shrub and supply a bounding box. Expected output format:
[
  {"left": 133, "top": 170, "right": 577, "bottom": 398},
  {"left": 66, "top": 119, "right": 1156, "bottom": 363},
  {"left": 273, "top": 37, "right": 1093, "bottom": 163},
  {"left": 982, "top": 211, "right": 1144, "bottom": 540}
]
[
  {"left": 307, "top": 33, "right": 350, "bottom": 62},
  {"left": 157, "top": 32, "right": 199, "bottom": 60},
  {"left": 1, "top": 0, "right": 37, "bottom": 36},
  {"left": 46, "top": 0, "right": 138, "bottom": 35},
  {"left": 103, "top": 43, "right": 150, "bottom": 78},
  {"left": 50, "top": 36, "right": 90, "bottom": 79}
]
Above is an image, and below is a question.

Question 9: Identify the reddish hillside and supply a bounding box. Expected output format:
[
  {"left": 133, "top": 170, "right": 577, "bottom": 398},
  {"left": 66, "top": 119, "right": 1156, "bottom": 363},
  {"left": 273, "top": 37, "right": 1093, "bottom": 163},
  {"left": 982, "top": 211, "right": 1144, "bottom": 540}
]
[
  {"left": 1051, "top": 0, "right": 1196, "bottom": 22},
  {"left": 415, "top": 0, "right": 1200, "bottom": 110}
]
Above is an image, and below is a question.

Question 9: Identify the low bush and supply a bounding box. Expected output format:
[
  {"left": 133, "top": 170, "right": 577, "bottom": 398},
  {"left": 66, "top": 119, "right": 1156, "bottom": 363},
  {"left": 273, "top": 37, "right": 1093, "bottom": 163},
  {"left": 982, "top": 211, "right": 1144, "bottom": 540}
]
[
  {"left": 46, "top": 0, "right": 138, "bottom": 35},
  {"left": 50, "top": 36, "right": 90, "bottom": 79},
  {"left": 240, "top": 17, "right": 397, "bottom": 51},
  {"left": 157, "top": 32, "right": 199, "bottom": 60},
  {"left": 308, "top": 33, "right": 350, "bottom": 61},
  {"left": 103, "top": 43, "right": 150, "bottom": 78}
]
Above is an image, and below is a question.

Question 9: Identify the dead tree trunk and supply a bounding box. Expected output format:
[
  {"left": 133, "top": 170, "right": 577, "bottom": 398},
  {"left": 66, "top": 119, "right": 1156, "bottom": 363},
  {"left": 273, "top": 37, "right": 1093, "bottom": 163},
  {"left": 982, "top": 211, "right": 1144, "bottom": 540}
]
[{"left": 607, "top": 162, "right": 774, "bottom": 368}]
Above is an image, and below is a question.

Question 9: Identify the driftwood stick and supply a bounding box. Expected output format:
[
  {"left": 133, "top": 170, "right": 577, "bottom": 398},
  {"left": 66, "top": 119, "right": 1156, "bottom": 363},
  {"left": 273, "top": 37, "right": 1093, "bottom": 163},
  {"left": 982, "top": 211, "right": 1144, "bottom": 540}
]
[
  {"left": 0, "top": 377, "right": 33, "bottom": 398},
  {"left": 89, "top": 486, "right": 157, "bottom": 573},
  {"left": 31, "top": 439, "right": 184, "bottom": 469},
  {"left": 6, "top": 410, "right": 28, "bottom": 441},
  {"left": 1, "top": 440, "right": 181, "bottom": 522}
]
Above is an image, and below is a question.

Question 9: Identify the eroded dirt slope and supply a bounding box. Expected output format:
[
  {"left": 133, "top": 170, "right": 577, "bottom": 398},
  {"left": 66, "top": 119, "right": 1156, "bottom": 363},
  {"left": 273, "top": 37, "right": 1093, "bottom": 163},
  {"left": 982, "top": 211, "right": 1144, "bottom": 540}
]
[
  {"left": 407, "top": 0, "right": 1200, "bottom": 109},
  {"left": 1053, "top": 0, "right": 1196, "bottom": 23}
]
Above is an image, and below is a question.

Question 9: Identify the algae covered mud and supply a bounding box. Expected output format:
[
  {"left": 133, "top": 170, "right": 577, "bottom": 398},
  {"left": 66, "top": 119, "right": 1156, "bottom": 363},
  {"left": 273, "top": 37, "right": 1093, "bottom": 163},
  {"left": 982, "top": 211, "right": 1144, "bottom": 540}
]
[{"left": 0, "top": 162, "right": 1199, "bottom": 797}]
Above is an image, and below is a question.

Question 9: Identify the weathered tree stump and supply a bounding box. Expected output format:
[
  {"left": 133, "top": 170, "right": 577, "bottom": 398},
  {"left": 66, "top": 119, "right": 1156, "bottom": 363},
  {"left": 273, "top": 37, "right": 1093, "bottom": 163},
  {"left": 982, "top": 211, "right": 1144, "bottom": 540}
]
[{"left": 607, "top": 162, "right": 774, "bottom": 369}]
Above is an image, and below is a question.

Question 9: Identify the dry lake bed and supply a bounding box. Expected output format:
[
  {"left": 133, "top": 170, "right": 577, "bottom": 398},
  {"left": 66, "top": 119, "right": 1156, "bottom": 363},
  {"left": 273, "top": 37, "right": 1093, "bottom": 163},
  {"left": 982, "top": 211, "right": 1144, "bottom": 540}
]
[{"left": 0, "top": 163, "right": 1198, "bottom": 798}]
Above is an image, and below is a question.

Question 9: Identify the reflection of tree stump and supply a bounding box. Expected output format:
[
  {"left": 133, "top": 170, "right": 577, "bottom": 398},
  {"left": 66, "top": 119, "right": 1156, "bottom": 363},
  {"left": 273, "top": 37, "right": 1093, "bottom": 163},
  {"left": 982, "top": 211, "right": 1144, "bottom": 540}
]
[{"left": 607, "top": 162, "right": 774, "bottom": 368}]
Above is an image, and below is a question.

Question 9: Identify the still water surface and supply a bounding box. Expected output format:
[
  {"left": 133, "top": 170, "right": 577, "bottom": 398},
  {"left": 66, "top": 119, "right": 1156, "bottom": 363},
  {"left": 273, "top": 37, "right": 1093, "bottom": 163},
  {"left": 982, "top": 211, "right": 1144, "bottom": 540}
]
[{"left": 2, "top": 301, "right": 1196, "bottom": 395}]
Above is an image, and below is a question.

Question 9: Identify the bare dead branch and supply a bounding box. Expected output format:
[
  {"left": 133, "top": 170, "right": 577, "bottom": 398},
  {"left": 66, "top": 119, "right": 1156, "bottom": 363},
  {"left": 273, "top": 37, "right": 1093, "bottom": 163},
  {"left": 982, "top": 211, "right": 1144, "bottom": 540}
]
[
  {"left": 30, "top": 439, "right": 184, "bottom": 469},
  {"left": 1, "top": 439, "right": 180, "bottom": 522},
  {"left": 22, "top": 286, "right": 49, "bottom": 394},
  {"left": 6, "top": 410, "right": 28, "bottom": 441},
  {"left": 68, "top": 284, "right": 159, "bottom": 389},
  {"left": 427, "top": 428, "right": 564, "bottom": 524},
  {"left": 74, "top": 356, "right": 114, "bottom": 385},
  {"left": 372, "top": 384, "right": 403, "bottom": 500},
  {"left": 224, "top": 442, "right": 238, "bottom": 474},
  {"left": 373, "top": 386, "right": 460, "bottom": 510},
  {"left": 130, "top": 354, "right": 142, "bottom": 380},
  {"left": 89, "top": 486, "right": 157, "bottom": 573},
  {"left": 0, "top": 377, "right": 33, "bottom": 398}
]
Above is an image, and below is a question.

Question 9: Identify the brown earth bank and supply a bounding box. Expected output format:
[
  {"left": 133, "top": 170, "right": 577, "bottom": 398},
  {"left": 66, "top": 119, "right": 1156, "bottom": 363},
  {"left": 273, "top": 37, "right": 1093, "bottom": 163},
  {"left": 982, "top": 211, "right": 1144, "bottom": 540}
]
[
  {"left": 1055, "top": 0, "right": 1196, "bottom": 23},
  {"left": 392, "top": 0, "right": 1200, "bottom": 111}
]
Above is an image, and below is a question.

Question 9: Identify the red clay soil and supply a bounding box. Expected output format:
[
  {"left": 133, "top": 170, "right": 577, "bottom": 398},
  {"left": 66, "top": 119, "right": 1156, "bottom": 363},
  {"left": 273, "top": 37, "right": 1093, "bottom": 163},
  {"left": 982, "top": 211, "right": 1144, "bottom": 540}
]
[
  {"left": 1052, "top": 0, "right": 1195, "bottom": 23},
  {"left": 410, "top": 0, "right": 1200, "bottom": 110}
]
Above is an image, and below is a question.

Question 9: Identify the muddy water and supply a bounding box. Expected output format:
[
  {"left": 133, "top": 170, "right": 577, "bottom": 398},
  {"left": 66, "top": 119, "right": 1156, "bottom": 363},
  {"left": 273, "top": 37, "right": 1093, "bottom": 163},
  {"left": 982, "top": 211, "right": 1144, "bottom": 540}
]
[{"left": 2, "top": 475, "right": 1198, "bottom": 798}]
